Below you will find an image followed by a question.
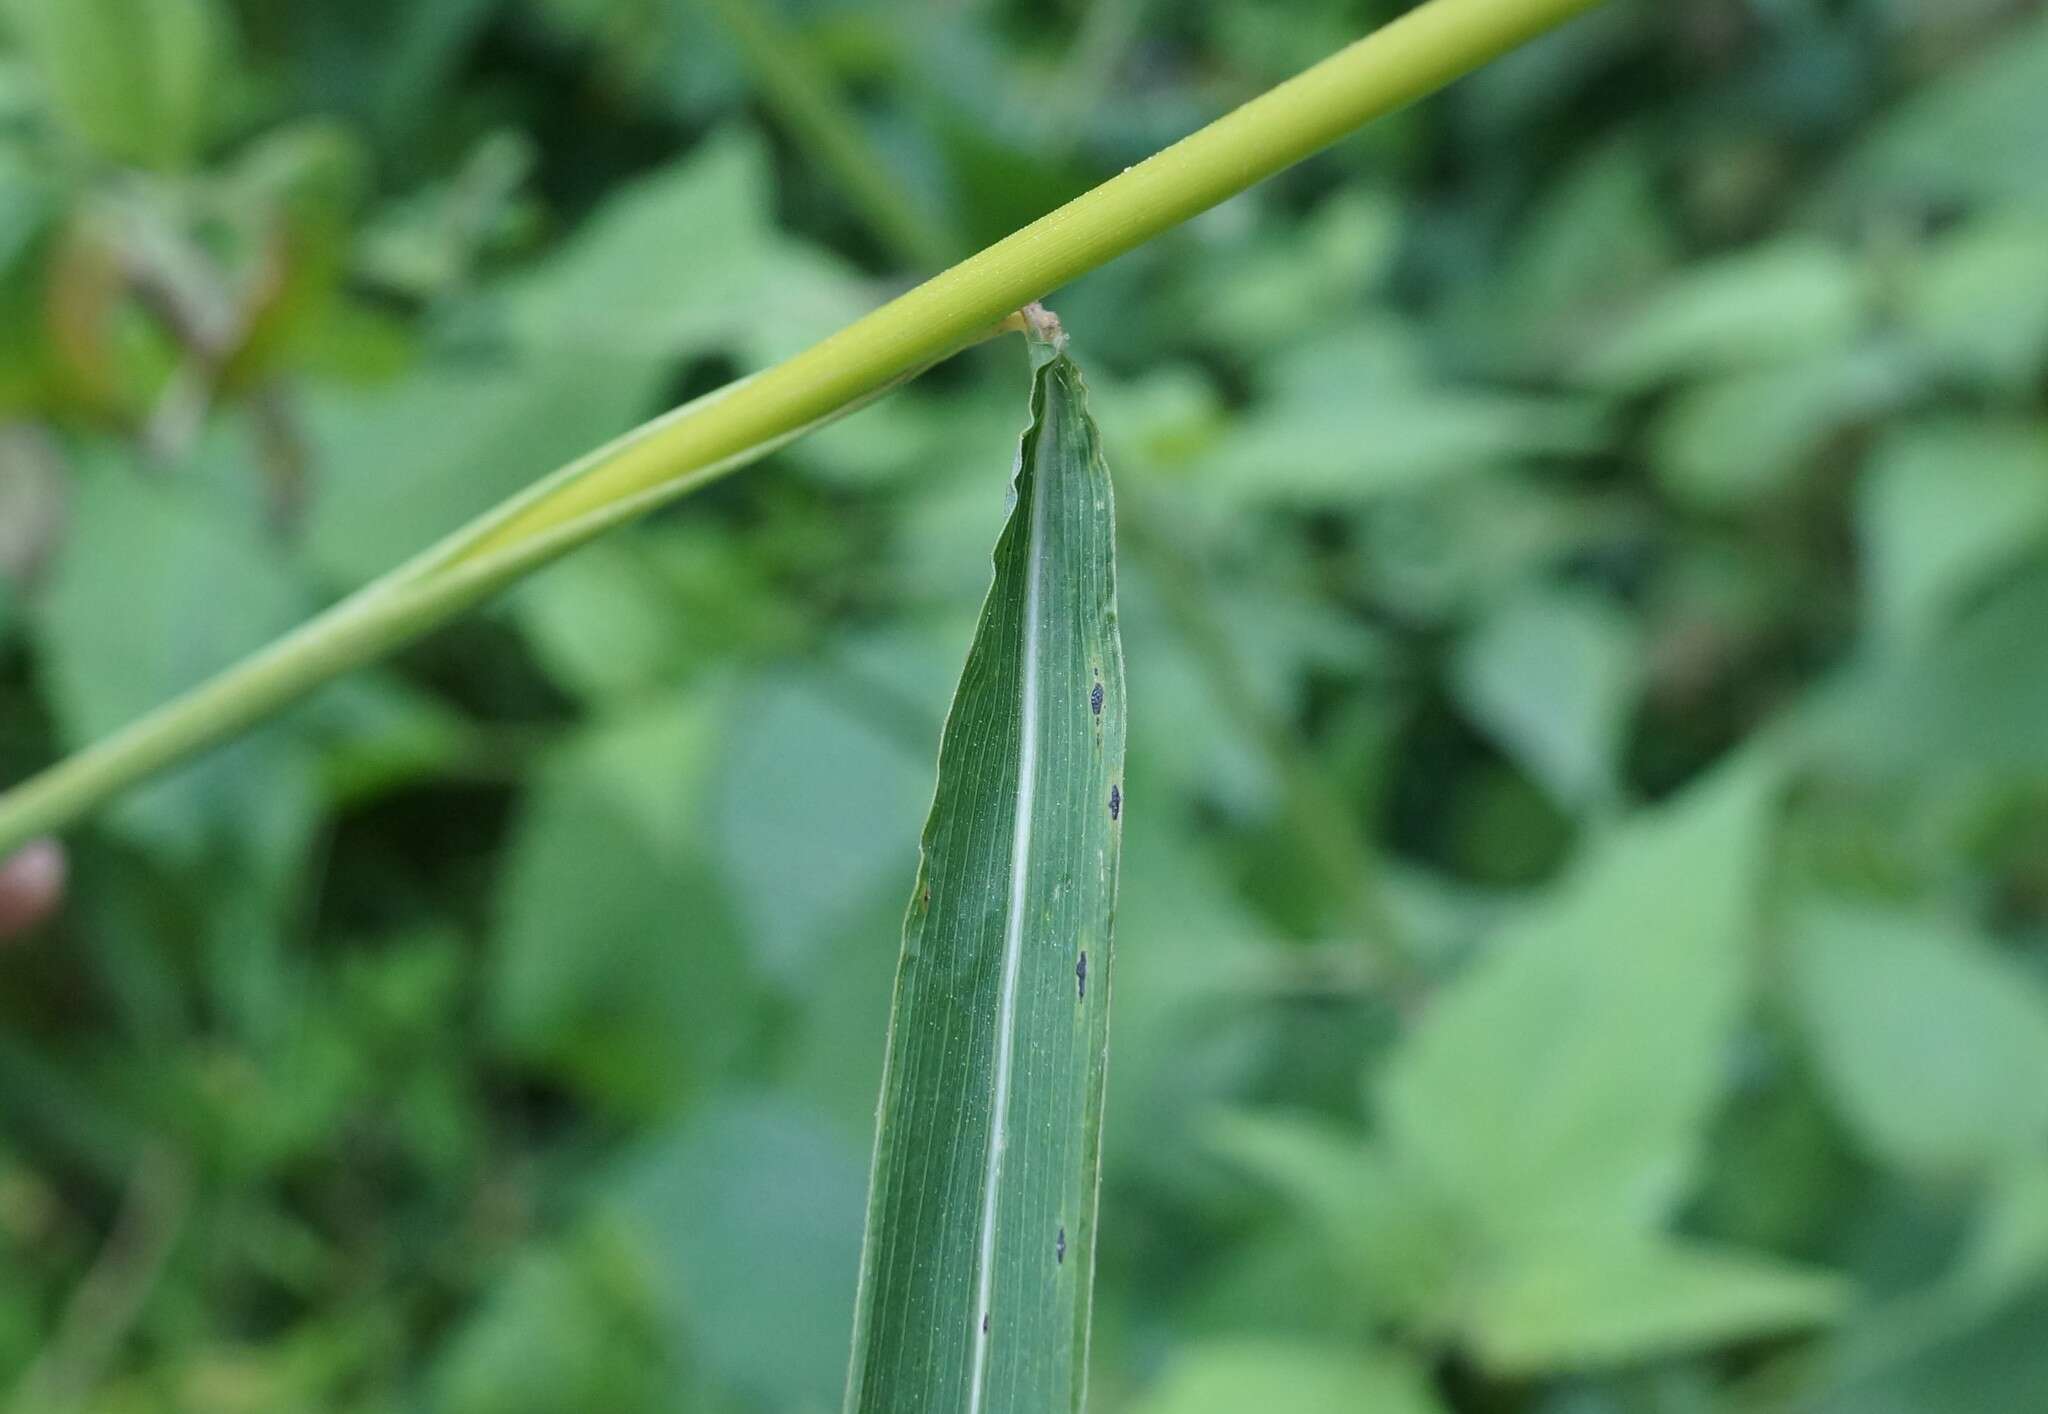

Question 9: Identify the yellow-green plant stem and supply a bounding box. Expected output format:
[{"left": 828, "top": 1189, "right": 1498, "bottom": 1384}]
[
  {"left": 0, "top": 372, "right": 898, "bottom": 854},
  {"left": 457, "top": 0, "right": 1602, "bottom": 561},
  {"left": 0, "top": 0, "right": 1605, "bottom": 855}
]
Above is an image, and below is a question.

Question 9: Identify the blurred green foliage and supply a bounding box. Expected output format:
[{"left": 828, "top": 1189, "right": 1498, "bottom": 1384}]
[{"left": 2, "top": 0, "right": 2047, "bottom": 1410}]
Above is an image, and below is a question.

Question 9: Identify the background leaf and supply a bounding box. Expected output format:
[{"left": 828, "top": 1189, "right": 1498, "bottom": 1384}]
[
  {"left": 1465, "top": 1237, "right": 1850, "bottom": 1374},
  {"left": 1375, "top": 761, "right": 1776, "bottom": 1244},
  {"left": 1125, "top": 1340, "right": 1445, "bottom": 1414},
  {"left": 488, "top": 698, "right": 756, "bottom": 1117},
  {"left": 615, "top": 1097, "right": 870, "bottom": 1413},
  {"left": 1856, "top": 421, "right": 2048, "bottom": 655},
  {"left": 1788, "top": 905, "right": 2048, "bottom": 1179},
  {"left": 5, "top": 0, "right": 227, "bottom": 169},
  {"left": 1450, "top": 586, "right": 1643, "bottom": 812},
  {"left": 498, "top": 127, "right": 868, "bottom": 366},
  {"left": 1577, "top": 240, "right": 1866, "bottom": 392}
]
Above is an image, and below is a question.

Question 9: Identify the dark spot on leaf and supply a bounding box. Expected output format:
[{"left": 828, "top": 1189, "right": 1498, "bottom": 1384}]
[
  {"left": 1109, "top": 784, "right": 1121, "bottom": 820},
  {"left": 1077, "top": 950, "right": 1087, "bottom": 999},
  {"left": 1057, "top": 1227, "right": 1066, "bottom": 1264},
  {"left": 1090, "top": 683, "right": 1103, "bottom": 715},
  {"left": 982, "top": 1310, "right": 989, "bottom": 1334},
  {"left": 920, "top": 883, "right": 931, "bottom": 909}
]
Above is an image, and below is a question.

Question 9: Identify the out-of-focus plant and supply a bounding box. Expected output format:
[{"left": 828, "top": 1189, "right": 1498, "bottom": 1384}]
[{"left": 3, "top": 0, "right": 2048, "bottom": 1411}]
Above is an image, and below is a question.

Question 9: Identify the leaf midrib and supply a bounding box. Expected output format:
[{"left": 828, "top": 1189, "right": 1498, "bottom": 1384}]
[{"left": 966, "top": 387, "right": 1053, "bottom": 1411}]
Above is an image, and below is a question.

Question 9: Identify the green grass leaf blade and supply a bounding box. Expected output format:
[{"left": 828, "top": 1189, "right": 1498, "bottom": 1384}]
[{"left": 846, "top": 321, "right": 1126, "bottom": 1414}]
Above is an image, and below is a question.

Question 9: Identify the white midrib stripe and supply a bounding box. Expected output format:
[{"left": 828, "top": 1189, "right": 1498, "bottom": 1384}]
[{"left": 967, "top": 435, "right": 1050, "bottom": 1413}]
